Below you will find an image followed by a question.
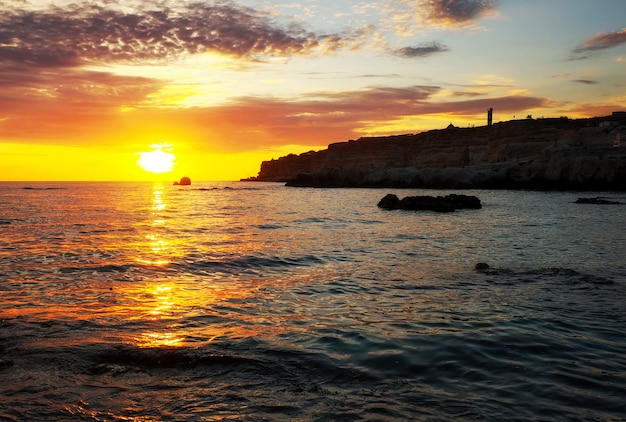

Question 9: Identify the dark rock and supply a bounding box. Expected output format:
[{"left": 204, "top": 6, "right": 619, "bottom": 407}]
[
  {"left": 447, "top": 194, "right": 482, "bottom": 209},
  {"left": 174, "top": 176, "right": 191, "bottom": 186},
  {"left": 378, "top": 194, "right": 481, "bottom": 212},
  {"left": 377, "top": 194, "right": 401, "bottom": 209},
  {"left": 399, "top": 195, "right": 456, "bottom": 212},
  {"left": 575, "top": 197, "right": 621, "bottom": 204},
  {"left": 474, "top": 262, "right": 490, "bottom": 270}
]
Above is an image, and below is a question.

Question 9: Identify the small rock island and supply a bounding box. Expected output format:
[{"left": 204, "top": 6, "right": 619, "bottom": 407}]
[{"left": 174, "top": 176, "right": 191, "bottom": 186}]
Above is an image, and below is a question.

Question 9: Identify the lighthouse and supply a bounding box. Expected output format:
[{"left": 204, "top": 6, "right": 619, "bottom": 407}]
[{"left": 487, "top": 108, "right": 493, "bottom": 126}]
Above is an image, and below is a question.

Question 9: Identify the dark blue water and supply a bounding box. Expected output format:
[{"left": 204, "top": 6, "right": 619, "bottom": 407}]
[{"left": 0, "top": 182, "right": 625, "bottom": 420}]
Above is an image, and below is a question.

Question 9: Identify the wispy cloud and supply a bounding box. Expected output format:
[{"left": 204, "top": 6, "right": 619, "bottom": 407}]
[
  {"left": 571, "top": 28, "right": 626, "bottom": 60},
  {"left": 171, "top": 87, "right": 549, "bottom": 150},
  {"left": 448, "top": 91, "right": 484, "bottom": 97},
  {"left": 566, "top": 102, "right": 625, "bottom": 117},
  {"left": 394, "top": 41, "right": 449, "bottom": 58},
  {"left": 0, "top": 79, "right": 549, "bottom": 152},
  {"left": 572, "top": 79, "right": 598, "bottom": 85}
]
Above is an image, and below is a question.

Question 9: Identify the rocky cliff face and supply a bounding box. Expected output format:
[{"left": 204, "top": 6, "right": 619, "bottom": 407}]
[{"left": 249, "top": 116, "right": 626, "bottom": 190}]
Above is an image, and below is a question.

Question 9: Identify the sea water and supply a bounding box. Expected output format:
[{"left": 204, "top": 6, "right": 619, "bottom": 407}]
[{"left": 0, "top": 182, "right": 625, "bottom": 421}]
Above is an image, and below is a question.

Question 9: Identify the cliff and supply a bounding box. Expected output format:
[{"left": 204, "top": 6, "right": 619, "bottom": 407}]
[{"left": 247, "top": 115, "right": 626, "bottom": 190}]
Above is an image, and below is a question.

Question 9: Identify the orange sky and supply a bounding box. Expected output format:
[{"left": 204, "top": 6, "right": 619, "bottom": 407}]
[{"left": 1, "top": 0, "right": 625, "bottom": 181}]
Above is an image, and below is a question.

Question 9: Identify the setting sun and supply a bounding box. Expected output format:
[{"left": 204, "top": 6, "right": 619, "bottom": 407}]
[{"left": 137, "top": 144, "right": 176, "bottom": 174}]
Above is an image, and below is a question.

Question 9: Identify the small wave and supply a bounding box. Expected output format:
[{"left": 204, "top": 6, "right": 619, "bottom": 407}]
[
  {"left": 60, "top": 264, "right": 131, "bottom": 274},
  {"left": 0, "top": 217, "right": 29, "bottom": 225},
  {"left": 179, "top": 254, "right": 325, "bottom": 274},
  {"left": 87, "top": 343, "right": 374, "bottom": 384},
  {"left": 476, "top": 266, "right": 614, "bottom": 285},
  {"left": 196, "top": 186, "right": 263, "bottom": 191},
  {"left": 90, "top": 345, "right": 261, "bottom": 373},
  {"left": 292, "top": 217, "right": 329, "bottom": 224},
  {"left": 255, "top": 223, "right": 285, "bottom": 230},
  {"left": 22, "top": 187, "right": 66, "bottom": 190}
]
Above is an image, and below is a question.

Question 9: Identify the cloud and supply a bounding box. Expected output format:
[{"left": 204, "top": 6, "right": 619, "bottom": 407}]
[
  {"left": 193, "top": 91, "right": 548, "bottom": 145},
  {"left": 422, "top": 0, "right": 499, "bottom": 25},
  {"left": 380, "top": 0, "right": 498, "bottom": 37},
  {"left": 0, "top": 67, "right": 164, "bottom": 143},
  {"left": 566, "top": 103, "right": 625, "bottom": 117},
  {"left": 572, "top": 79, "right": 598, "bottom": 85},
  {"left": 0, "top": 79, "right": 548, "bottom": 151},
  {"left": 317, "top": 85, "right": 442, "bottom": 112},
  {"left": 0, "top": 0, "right": 370, "bottom": 139},
  {"left": 394, "top": 41, "right": 449, "bottom": 58},
  {"left": 0, "top": 1, "right": 349, "bottom": 70},
  {"left": 571, "top": 28, "right": 626, "bottom": 60},
  {"left": 472, "top": 74, "right": 514, "bottom": 86},
  {"left": 449, "top": 91, "right": 484, "bottom": 97},
  {"left": 0, "top": 68, "right": 162, "bottom": 109}
]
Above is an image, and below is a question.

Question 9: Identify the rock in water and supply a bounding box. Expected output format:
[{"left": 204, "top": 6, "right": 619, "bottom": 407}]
[
  {"left": 174, "top": 176, "right": 191, "bottom": 186},
  {"left": 377, "top": 193, "right": 401, "bottom": 209},
  {"left": 447, "top": 194, "right": 482, "bottom": 209},
  {"left": 399, "top": 195, "right": 456, "bottom": 212},
  {"left": 378, "top": 193, "right": 481, "bottom": 212}
]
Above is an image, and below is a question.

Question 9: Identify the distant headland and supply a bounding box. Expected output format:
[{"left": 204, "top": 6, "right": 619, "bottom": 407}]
[{"left": 243, "top": 113, "right": 626, "bottom": 190}]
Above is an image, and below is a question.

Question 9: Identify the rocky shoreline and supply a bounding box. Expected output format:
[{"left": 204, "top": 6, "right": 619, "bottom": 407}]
[{"left": 244, "top": 114, "right": 626, "bottom": 190}]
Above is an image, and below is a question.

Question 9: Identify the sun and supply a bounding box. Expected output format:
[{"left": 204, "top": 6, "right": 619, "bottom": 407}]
[{"left": 137, "top": 144, "right": 176, "bottom": 174}]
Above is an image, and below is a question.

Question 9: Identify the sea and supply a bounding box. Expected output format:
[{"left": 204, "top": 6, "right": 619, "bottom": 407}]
[{"left": 0, "top": 181, "right": 625, "bottom": 421}]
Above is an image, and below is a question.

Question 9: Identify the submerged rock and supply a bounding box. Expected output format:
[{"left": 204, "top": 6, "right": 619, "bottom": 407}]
[{"left": 378, "top": 193, "right": 481, "bottom": 212}]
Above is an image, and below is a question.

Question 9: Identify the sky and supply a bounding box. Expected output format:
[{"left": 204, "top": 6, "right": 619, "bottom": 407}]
[{"left": 1, "top": 0, "right": 625, "bottom": 181}]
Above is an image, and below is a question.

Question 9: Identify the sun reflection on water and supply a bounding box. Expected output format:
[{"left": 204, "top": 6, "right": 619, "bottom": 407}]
[
  {"left": 151, "top": 187, "right": 166, "bottom": 211},
  {"left": 136, "top": 183, "right": 173, "bottom": 266},
  {"left": 134, "top": 331, "right": 185, "bottom": 348},
  {"left": 128, "top": 281, "right": 186, "bottom": 348},
  {"left": 117, "top": 182, "right": 278, "bottom": 348},
  {"left": 149, "top": 283, "right": 174, "bottom": 318}
]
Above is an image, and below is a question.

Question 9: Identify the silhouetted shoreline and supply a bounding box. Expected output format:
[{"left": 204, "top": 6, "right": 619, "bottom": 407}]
[{"left": 244, "top": 114, "right": 626, "bottom": 191}]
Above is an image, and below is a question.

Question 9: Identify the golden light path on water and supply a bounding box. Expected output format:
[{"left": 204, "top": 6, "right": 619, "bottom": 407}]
[
  {"left": 122, "top": 183, "right": 264, "bottom": 348},
  {"left": 0, "top": 181, "right": 478, "bottom": 351}
]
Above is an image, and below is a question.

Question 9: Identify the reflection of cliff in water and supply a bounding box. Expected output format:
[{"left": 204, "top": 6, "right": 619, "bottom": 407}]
[{"left": 246, "top": 115, "right": 626, "bottom": 190}]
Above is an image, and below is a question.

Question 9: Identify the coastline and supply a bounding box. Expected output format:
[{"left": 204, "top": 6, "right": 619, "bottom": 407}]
[{"left": 243, "top": 114, "right": 626, "bottom": 191}]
